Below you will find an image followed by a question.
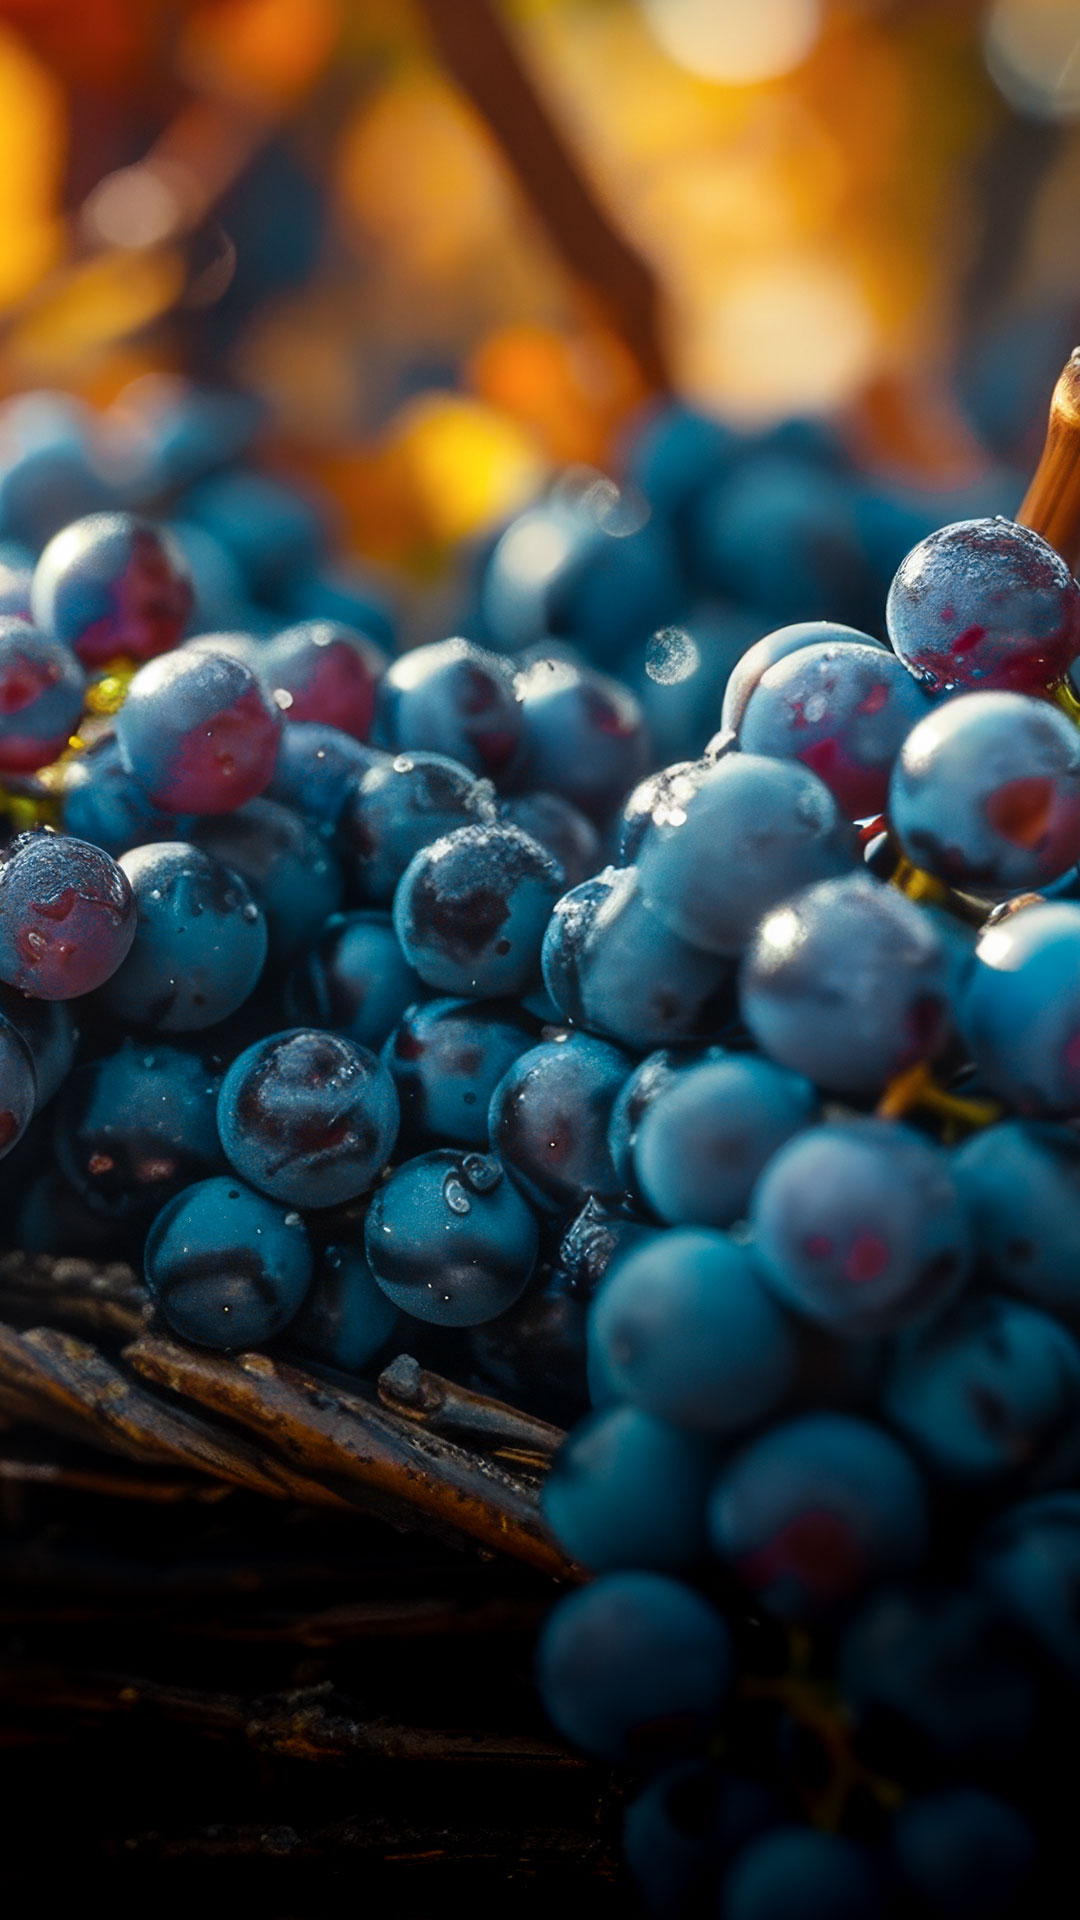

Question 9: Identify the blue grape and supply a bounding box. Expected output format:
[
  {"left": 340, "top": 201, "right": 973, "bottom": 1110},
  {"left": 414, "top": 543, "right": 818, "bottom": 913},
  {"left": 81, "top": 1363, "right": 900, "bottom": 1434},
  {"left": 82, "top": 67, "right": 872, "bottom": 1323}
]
[
  {"left": 709, "top": 1413, "right": 927, "bottom": 1620},
  {"left": 284, "top": 911, "right": 422, "bottom": 1053},
  {"left": 535, "top": 1571, "right": 731, "bottom": 1762},
  {"left": 289, "top": 1239, "right": 401, "bottom": 1374},
  {"left": 0, "top": 618, "right": 85, "bottom": 774},
  {"left": 114, "top": 645, "right": 281, "bottom": 814},
  {"left": 259, "top": 618, "right": 387, "bottom": 740},
  {"left": 624, "top": 1766, "right": 779, "bottom": 1920},
  {"left": 883, "top": 1291, "right": 1080, "bottom": 1484},
  {"left": 541, "top": 1404, "right": 716, "bottom": 1571},
  {"left": 278, "top": 560, "right": 396, "bottom": 652},
  {"left": 542, "top": 865, "right": 734, "bottom": 1052},
  {"left": 637, "top": 753, "right": 856, "bottom": 958},
  {"left": 888, "top": 691, "right": 1080, "bottom": 892},
  {"left": 0, "top": 831, "right": 135, "bottom": 1000},
  {"left": 266, "top": 722, "right": 386, "bottom": 828},
  {"left": 0, "top": 985, "right": 75, "bottom": 1108},
  {"left": 0, "top": 392, "right": 113, "bottom": 548},
  {"left": 99, "top": 842, "right": 266, "bottom": 1030},
  {"left": 839, "top": 1586, "right": 1038, "bottom": 1771},
  {"left": 751, "top": 1119, "right": 970, "bottom": 1337},
  {"left": 182, "top": 468, "right": 325, "bottom": 600},
  {"left": 721, "top": 621, "right": 888, "bottom": 735},
  {"left": 382, "top": 996, "right": 534, "bottom": 1148},
  {"left": 53, "top": 1040, "right": 224, "bottom": 1224},
  {"left": 514, "top": 655, "right": 651, "bottom": 820},
  {"left": 961, "top": 901, "right": 1080, "bottom": 1111},
  {"left": 740, "top": 875, "right": 953, "bottom": 1095},
  {"left": 721, "top": 1828, "right": 883, "bottom": 1920},
  {"left": 338, "top": 750, "right": 497, "bottom": 905},
  {"left": 687, "top": 453, "right": 875, "bottom": 628},
  {"left": 607, "top": 1047, "right": 722, "bottom": 1196},
  {"left": 953, "top": 1119, "right": 1080, "bottom": 1318},
  {"left": 167, "top": 518, "right": 250, "bottom": 631},
  {"left": 31, "top": 513, "right": 193, "bottom": 667},
  {"left": 889, "top": 1787, "right": 1036, "bottom": 1920},
  {"left": 630, "top": 606, "right": 763, "bottom": 766},
  {"left": 61, "top": 734, "right": 189, "bottom": 856},
  {"left": 114, "top": 376, "right": 262, "bottom": 497},
  {"left": 217, "top": 1028, "right": 399, "bottom": 1208},
  {"left": 192, "top": 798, "right": 343, "bottom": 967},
  {"left": 469, "top": 1264, "right": 592, "bottom": 1418},
  {"left": 976, "top": 1492, "right": 1080, "bottom": 1684},
  {"left": 0, "top": 1014, "right": 36, "bottom": 1158},
  {"left": 373, "top": 636, "right": 525, "bottom": 782},
  {"left": 589, "top": 1228, "right": 796, "bottom": 1431},
  {"left": 500, "top": 790, "right": 602, "bottom": 890},
  {"left": 622, "top": 402, "right": 734, "bottom": 522},
  {"left": 364, "top": 1148, "right": 538, "bottom": 1327},
  {"left": 737, "top": 638, "right": 931, "bottom": 819},
  {"left": 488, "top": 1032, "right": 631, "bottom": 1211},
  {"left": 393, "top": 822, "right": 562, "bottom": 997},
  {"left": 0, "top": 556, "right": 32, "bottom": 619},
  {"left": 886, "top": 516, "right": 1080, "bottom": 694},
  {"left": 144, "top": 1174, "right": 313, "bottom": 1350},
  {"left": 632, "top": 1052, "right": 817, "bottom": 1229},
  {"left": 617, "top": 761, "right": 709, "bottom": 866}
]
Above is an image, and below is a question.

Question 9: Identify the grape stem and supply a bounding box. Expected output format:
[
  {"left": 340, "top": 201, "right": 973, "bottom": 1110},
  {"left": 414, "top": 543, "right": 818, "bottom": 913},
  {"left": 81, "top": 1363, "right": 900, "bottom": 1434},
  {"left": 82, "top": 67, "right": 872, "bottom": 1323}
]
[
  {"left": 1018, "top": 348, "right": 1080, "bottom": 567},
  {"left": 876, "top": 1060, "right": 1001, "bottom": 1136}
]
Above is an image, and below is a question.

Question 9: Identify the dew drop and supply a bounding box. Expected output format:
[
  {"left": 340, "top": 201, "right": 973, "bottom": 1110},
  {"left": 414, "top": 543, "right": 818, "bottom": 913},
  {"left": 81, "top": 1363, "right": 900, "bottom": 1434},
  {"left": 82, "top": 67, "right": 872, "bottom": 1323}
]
[
  {"left": 645, "top": 627, "right": 699, "bottom": 687},
  {"left": 444, "top": 1177, "right": 472, "bottom": 1215}
]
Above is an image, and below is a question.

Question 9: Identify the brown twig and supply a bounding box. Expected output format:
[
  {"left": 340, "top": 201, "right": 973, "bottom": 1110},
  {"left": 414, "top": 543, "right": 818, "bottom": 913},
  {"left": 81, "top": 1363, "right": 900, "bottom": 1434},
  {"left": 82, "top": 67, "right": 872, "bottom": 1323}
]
[
  {"left": 0, "top": 1252, "right": 151, "bottom": 1341},
  {"left": 1017, "top": 348, "right": 1080, "bottom": 566},
  {"left": 105, "top": 1815, "right": 614, "bottom": 1868},
  {"left": 0, "top": 1665, "right": 581, "bottom": 1769},
  {"left": 125, "top": 1334, "right": 576, "bottom": 1581},
  {"left": 377, "top": 1354, "right": 565, "bottom": 1464},
  {"left": 412, "top": 0, "right": 670, "bottom": 394},
  {"left": 0, "top": 1457, "right": 227, "bottom": 1504}
]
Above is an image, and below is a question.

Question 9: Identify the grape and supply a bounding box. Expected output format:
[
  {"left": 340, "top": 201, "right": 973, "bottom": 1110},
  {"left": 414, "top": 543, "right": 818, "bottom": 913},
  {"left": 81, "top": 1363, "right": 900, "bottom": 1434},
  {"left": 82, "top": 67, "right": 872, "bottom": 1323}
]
[
  {"left": 114, "top": 645, "right": 281, "bottom": 814},
  {"left": 888, "top": 691, "right": 1080, "bottom": 893},
  {"left": 542, "top": 865, "right": 734, "bottom": 1053},
  {"left": 721, "top": 621, "right": 888, "bottom": 735},
  {"left": 0, "top": 393, "right": 113, "bottom": 548},
  {"left": 617, "top": 760, "right": 709, "bottom": 866},
  {"left": 962, "top": 901, "right": 1080, "bottom": 1112},
  {"left": 687, "top": 453, "right": 875, "bottom": 628},
  {"left": 721, "top": 1827, "right": 883, "bottom": 1920},
  {"left": 535, "top": 1571, "right": 731, "bottom": 1762},
  {"left": 338, "top": 750, "right": 497, "bottom": 905},
  {"left": 144, "top": 1174, "right": 313, "bottom": 1350},
  {"left": 381, "top": 996, "right": 535, "bottom": 1149},
  {"left": 631, "top": 1052, "right": 817, "bottom": 1229},
  {"left": 622, "top": 401, "right": 734, "bottom": 523},
  {"left": 976, "top": 1493, "right": 1080, "bottom": 1685},
  {"left": 741, "top": 875, "right": 953, "bottom": 1095},
  {"left": 556, "top": 1196, "right": 661, "bottom": 1297},
  {"left": 500, "top": 790, "right": 602, "bottom": 890},
  {"left": 31, "top": 512, "right": 193, "bottom": 667},
  {"left": 709, "top": 1413, "right": 927, "bottom": 1620},
  {"left": 883, "top": 1292, "right": 1080, "bottom": 1484},
  {"left": 217, "top": 1028, "right": 399, "bottom": 1208},
  {"left": 182, "top": 468, "right": 325, "bottom": 600},
  {"left": 637, "top": 753, "right": 856, "bottom": 958},
  {"left": 469, "top": 1265, "right": 592, "bottom": 1420},
  {"left": 886, "top": 516, "right": 1080, "bottom": 694},
  {"left": 541, "top": 1404, "right": 716, "bottom": 1572},
  {"left": 364, "top": 1148, "right": 538, "bottom": 1327},
  {"left": 737, "top": 638, "right": 930, "bottom": 817},
  {"left": 284, "top": 912, "right": 422, "bottom": 1054},
  {"left": 373, "top": 637, "right": 525, "bottom": 781},
  {"left": 889, "top": 1787, "right": 1036, "bottom": 1920},
  {"left": 290, "top": 1239, "right": 401, "bottom": 1374},
  {"left": 607, "top": 1047, "right": 723, "bottom": 1197},
  {"left": 0, "top": 831, "right": 136, "bottom": 999},
  {"left": 98, "top": 841, "right": 266, "bottom": 1030},
  {"left": 751, "top": 1119, "right": 970, "bottom": 1336},
  {"left": 0, "top": 985, "right": 76, "bottom": 1109},
  {"left": 259, "top": 618, "right": 387, "bottom": 739},
  {"left": 953, "top": 1120, "right": 1080, "bottom": 1318},
  {"left": 0, "top": 618, "right": 85, "bottom": 774},
  {"left": 623, "top": 1766, "right": 779, "bottom": 1920},
  {"left": 0, "top": 557, "right": 32, "bottom": 619},
  {"left": 266, "top": 722, "right": 386, "bottom": 828},
  {"left": 278, "top": 560, "right": 396, "bottom": 652},
  {"left": 0, "top": 1016, "right": 36, "bottom": 1158},
  {"left": 589, "top": 1228, "right": 796, "bottom": 1432},
  {"left": 61, "top": 734, "right": 189, "bottom": 856},
  {"left": 630, "top": 606, "right": 762, "bottom": 766},
  {"left": 393, "top": 822, "right": 562, "bottom": 997},
  {"left": 488, "top": 1032, "right": 632, "bottom": 1211},
  {"left": 514, "top": 655, "right": 651, "bottom": 820},
  {"left": 53, "top": 1040, "right": 224, "bottom": 1226},
  {"left": 192, "top": 798, "right": 343, "bottom": 968}
]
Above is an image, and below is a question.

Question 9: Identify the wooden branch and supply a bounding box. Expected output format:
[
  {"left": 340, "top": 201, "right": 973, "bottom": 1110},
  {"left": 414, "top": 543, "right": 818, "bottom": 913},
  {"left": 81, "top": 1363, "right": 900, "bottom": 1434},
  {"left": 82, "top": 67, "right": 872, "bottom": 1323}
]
[
  {"left": 412, "top": 0, "right": 670, "bottom": 394},
  {"left": 0, "top": 1664, "right": 581, "bottom": 1769},
  {"left": 1017, "top": 348, "right": 1080, "bottom": 567},
  {"left": 378, "top": 1353, "right": 564, "bottom": 1463},
  {"left": 0, "top": 1252, "right": 150, "bottom": 1342},
  {"left": 0, "top": 1457, "right": 227, "bottom": 1504},
  {"left": 125, "top": 1333, "right": 576, "bottom": 1581},
  {"left": 106, "top": 1815, "right": 615, "bottom": 1868}
]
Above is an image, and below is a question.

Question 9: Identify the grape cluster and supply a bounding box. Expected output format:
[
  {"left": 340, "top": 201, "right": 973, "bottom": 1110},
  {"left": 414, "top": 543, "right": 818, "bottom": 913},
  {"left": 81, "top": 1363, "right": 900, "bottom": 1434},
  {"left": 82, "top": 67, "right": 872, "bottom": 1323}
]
[{"left": 2, "top": 379, "right": 1079, "bottom": 1915}]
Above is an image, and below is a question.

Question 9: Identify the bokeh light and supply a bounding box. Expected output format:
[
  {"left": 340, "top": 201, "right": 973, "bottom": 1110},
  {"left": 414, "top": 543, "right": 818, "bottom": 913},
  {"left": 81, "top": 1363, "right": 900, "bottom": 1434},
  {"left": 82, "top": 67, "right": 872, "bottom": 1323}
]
[{"left": 640, "top": 0, "right": 823, "bottom": 86}]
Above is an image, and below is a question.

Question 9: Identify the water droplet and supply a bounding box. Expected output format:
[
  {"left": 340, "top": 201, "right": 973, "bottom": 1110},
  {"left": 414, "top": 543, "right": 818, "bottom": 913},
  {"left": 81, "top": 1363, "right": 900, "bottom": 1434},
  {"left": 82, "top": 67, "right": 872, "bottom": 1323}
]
[
  {"left": 241, "top": 902, "right": 259, "bottom": 922},
  {"left": 284, "top": 1211, "right": 302, "bottom": 1227},
  {"left": 645, "top": 627, "right": 699, "bottom": 686},
  {"left": 149, "top": 888, "right": 162, "bottom": 903},
  {"left": 444, "top": 1176, "right": 472, "bottom": 1215},
  {"left": 461, "top": 1153, "right": 500, "bottom": 1192},
  {"left": 273, "top": 687, "right": 294, "bottom": 710}
]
